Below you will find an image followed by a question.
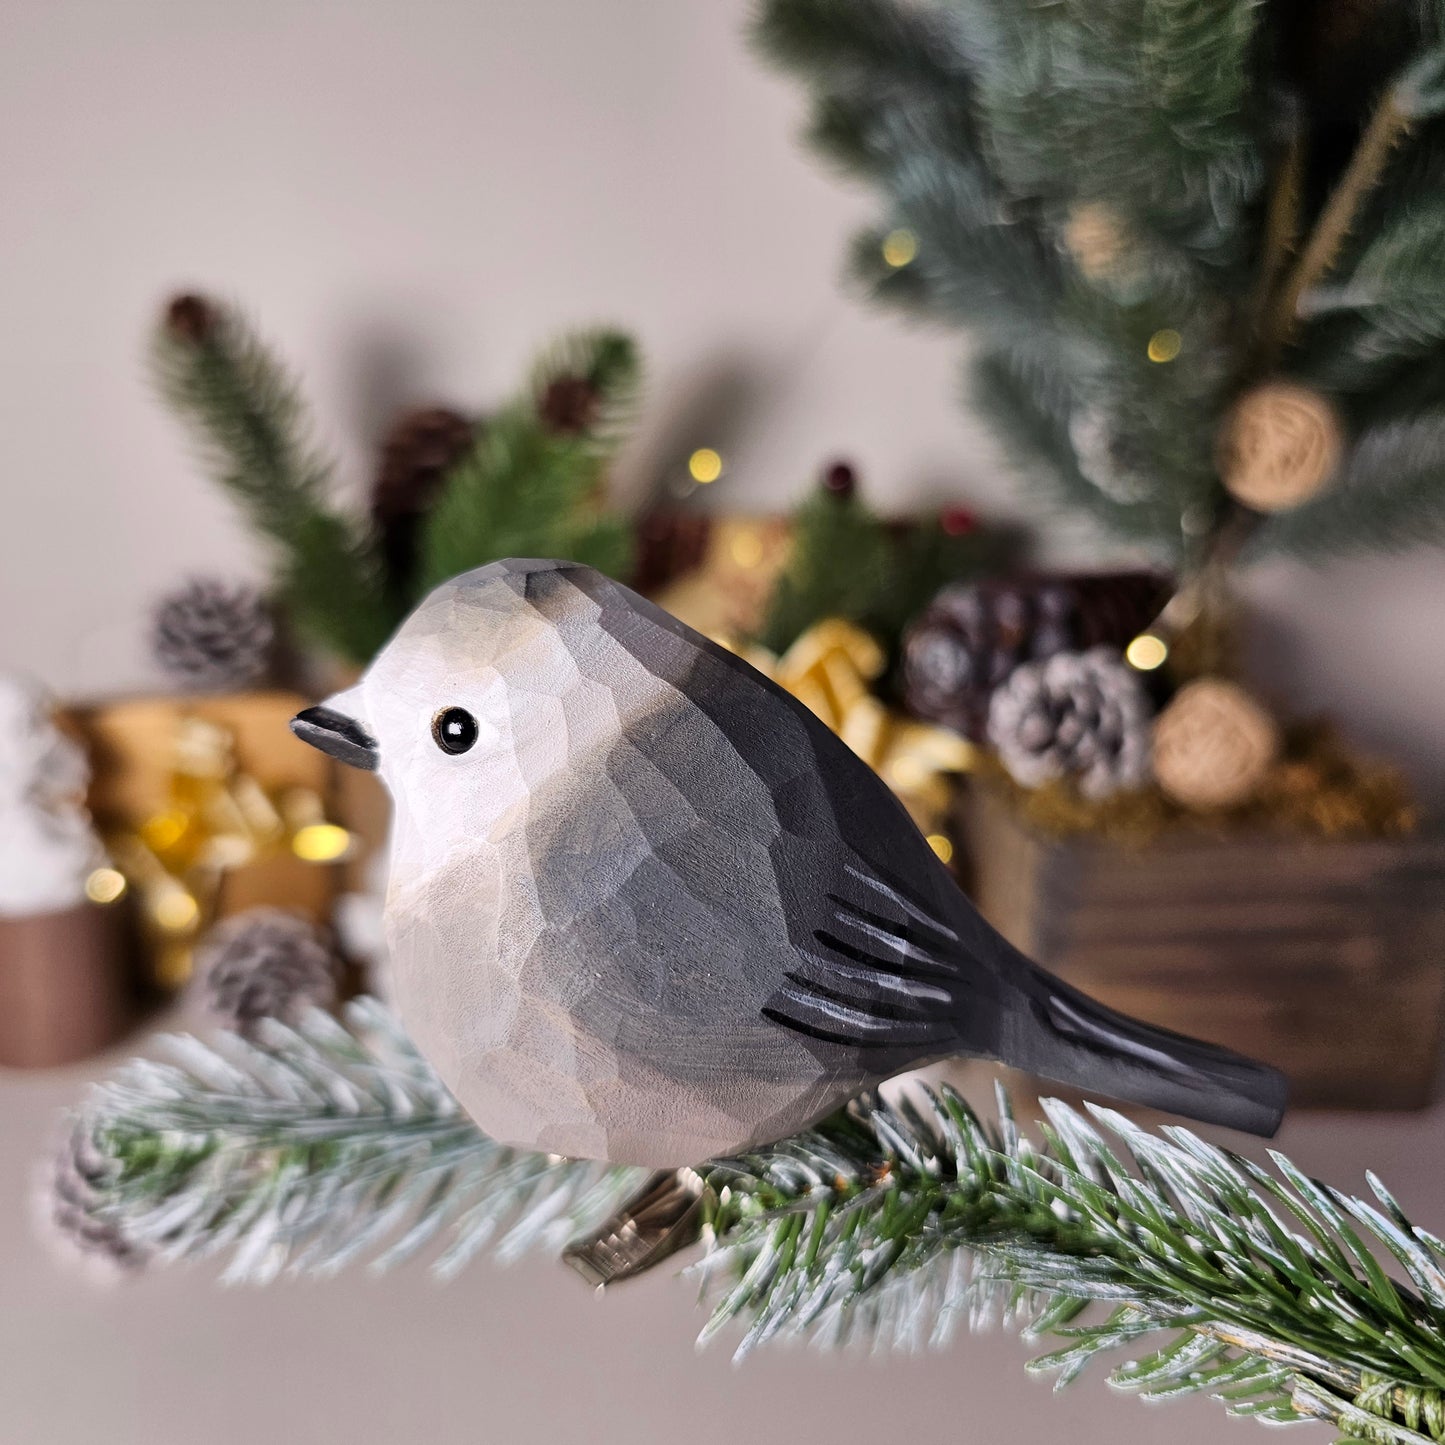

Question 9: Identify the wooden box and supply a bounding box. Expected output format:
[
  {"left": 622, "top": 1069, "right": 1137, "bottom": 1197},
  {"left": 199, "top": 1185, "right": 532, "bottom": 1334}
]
[{"left": 960, "top": 788, "right": 1445, "bottom": 1110}]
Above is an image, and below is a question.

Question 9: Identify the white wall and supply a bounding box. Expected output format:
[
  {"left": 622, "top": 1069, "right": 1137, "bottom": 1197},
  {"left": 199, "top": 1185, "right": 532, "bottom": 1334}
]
[{"left": 2, "top": 0, "right": 1441, "bottom": 818}]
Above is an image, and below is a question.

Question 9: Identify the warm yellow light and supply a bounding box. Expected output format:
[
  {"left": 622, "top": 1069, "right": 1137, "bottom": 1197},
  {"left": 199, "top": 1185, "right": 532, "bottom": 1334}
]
[
  {"left": 890, "top": 757, "right": 928, "bottom": 791},
  {"left": 85, "top": 867, "right": 127, "bottom": 905},
  {"left": 688, "top": 448, "right": 723, "bottom": 484},
  {"left": 1147, "top": 329, "right": 1182, "bottom": 363},
  {"left": 139, "top": 810, "right": 188, "bottom": 853},
  {"left": 1126, "top": 633, "right": 1169, "bottom": 671},
  {"left": 153, "top": 888, "right": 199, "bottom": 932},
  {"left": 729, "top": 531, "right": 764, "bottom": 569},
  {"left": 881, "top": 228, "right": 918, "bottom": 268},
  {"left": 926, "top": 833, "right": 954, "bottom": 864},
  {"left": 292, "top": 823, "right": 352, "bottom": 863}
]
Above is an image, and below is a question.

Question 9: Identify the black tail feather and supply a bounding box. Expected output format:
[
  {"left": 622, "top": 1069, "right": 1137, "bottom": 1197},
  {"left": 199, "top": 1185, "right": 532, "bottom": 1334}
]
[{"left": 1001, "top": 968, "right": 1289, "bottom": 1138}]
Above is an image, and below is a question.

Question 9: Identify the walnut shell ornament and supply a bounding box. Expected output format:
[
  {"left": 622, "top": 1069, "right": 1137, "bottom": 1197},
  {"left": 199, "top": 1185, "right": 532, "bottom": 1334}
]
[
  {"left": 1063, "top": 203, "right": 1134, "bottom": 282},
  {"left": 1219, "top": 381, "right": 1343, "bottom": 513},
  {"left": 1152, "top": 678, "right": 1280, "bottom": 810}
]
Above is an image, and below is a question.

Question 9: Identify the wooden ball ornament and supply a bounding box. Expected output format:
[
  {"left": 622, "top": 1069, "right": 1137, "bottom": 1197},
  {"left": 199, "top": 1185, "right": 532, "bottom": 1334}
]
[
  {"left": 1153, "top": 678, "right": 1280, "bottom": 810},
  {"left": 1063, "top": 203, "right": 1133, "bottom": 281},
  {"left": 1219, "top": 381, "right": 1343, "bottom": 512}
]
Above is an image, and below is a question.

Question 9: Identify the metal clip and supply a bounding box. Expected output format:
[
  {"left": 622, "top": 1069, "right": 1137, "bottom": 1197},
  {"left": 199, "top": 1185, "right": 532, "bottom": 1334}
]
[{"left": 563, "top": 1167, "right": 710, "bottom": 1287}]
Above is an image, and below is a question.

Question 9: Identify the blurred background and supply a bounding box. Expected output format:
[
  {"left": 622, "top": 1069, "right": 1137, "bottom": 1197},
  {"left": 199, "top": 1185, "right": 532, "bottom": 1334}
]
[
  {"left": 2, "top": 0, "right": 1440, "bottom": 796},
  {"left": 2, "top": 2, "right": 1444, "bottom": 1442}
]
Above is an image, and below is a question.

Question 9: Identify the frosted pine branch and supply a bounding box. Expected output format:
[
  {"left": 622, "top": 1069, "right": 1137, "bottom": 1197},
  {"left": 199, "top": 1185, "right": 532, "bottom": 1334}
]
[
  {"left": 64, "top": 1000, "right": 645, "bottom": 1283},
  {"left": 52, "top": 999, "right": 1445, "bottom": 1442}
]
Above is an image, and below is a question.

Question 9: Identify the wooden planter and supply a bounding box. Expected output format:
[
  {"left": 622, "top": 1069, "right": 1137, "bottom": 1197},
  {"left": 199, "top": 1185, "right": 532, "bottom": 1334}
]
[
  {"left": 960, "top": 788, "right": 1445, "bottom": 1110},
  {"left": 0, "top": 901, "right": 136, "bottom": 1068}
]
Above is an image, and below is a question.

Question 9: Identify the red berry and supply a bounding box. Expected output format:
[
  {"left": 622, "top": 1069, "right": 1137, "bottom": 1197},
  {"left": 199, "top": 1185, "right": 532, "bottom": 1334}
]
[
  {"left": 822, "top": 461, "right": 857, "bottom": 499},
  {"left": 939, "top": 506, "right": 979, "bottom": 537}
]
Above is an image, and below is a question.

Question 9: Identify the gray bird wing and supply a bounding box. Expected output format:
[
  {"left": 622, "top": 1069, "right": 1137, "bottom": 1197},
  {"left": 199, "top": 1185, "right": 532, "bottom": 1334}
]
[
  {"left": 503, "top": 562, "right": 1288, "bottom": 1146},
  {"left": 556, "top": 564, "right": 1007, "bottom": 1074}
]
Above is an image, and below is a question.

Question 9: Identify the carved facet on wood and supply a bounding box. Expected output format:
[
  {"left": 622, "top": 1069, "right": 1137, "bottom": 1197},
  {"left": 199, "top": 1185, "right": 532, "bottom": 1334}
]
[{"left": 292, "top": 560, "right": 1288, "bottom": 1168}]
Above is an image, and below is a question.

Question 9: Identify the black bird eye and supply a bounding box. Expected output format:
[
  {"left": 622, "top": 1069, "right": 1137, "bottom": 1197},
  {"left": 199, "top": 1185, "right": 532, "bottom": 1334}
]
[{"left": 432, "top": 707, "right": 479, "bottom": 755}]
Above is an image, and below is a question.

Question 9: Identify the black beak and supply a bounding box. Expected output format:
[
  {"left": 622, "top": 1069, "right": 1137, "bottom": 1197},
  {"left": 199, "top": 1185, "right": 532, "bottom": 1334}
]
[{"left": 290, "top": 706, "right": 380, "bottom": 771}]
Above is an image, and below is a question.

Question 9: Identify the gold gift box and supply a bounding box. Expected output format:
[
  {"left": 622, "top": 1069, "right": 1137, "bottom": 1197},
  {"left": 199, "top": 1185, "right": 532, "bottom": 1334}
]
[{"left": 65, "top": 691, "right": 346, "bottom": 986}]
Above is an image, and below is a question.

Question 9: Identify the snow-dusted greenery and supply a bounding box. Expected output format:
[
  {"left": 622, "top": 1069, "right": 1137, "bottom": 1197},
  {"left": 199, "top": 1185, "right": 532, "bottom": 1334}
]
[{"left": 55, "top": 999, "right": 1445, "bottom": 1442}]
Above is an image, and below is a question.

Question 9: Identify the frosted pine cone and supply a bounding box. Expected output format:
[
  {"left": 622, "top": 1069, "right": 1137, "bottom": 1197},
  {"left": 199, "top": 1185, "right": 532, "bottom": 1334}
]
[
  {"left": 199, "top": 908, "right": 340, "bottom": 1036},
  {"left": 987, "top": 647, "right": 1152, "bottom": 800},
  {"left": 43, "top": 1119, "right": 146, "bottom": 1278},
  {"left": 151, "top": 579, "right": 275, "bottom": 690}
]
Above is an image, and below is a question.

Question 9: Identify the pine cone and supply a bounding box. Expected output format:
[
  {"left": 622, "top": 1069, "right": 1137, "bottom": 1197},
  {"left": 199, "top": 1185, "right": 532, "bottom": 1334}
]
[
  {"left": 163, "top": 292, "right": 218, "bottom": 345},
  {"left": 538, "top": 375, "right": 600, "bottom": 435},
  {"left": 44, "top": 1119, "right": 146, "bottom": 1277},
  {"left": 903, "top": 572, "right": 1169, "bottom": 741},
  {"left": 198, "top": 908, "right": 340, "bottom": 1036},
  {"left": 151, "top": 579, "right": 275, "bottom": 690},
  {"left": 987, "top": 647, "right": 1153, "bottom": 800},
  {"left": 371, "top": 406, "right": 475, "bottom": 591},
  {"left": 630, "top": 509, "right": 712, "bottom": 597},
  {"left": 821, "top": 459, "right": 857, "bottom": 498}
]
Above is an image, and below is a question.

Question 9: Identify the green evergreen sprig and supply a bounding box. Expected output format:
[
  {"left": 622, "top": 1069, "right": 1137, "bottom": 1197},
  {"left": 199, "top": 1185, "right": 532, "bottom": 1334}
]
[
  {"left": 152, "top": 296, "right": 399, "bottom": 664},
  {"left": 757, "top": 486, "right": 1007, "bottom": 655},
  {"left": 53, "top": 999, "right": 1445, "bottom": 1442},
  {"left": 418, "top": 330, "right": 640, "bottom": 593},
  {"left": 153, "top": 297, "right": 641, "bottom": 666}
]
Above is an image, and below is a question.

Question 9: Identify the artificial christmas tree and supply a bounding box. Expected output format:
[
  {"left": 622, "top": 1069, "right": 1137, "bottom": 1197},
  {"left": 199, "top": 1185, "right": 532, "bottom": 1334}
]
[
  {"left": 753, "top": 0, "right": 1445, "bottom": 1110},
  {"left": 752, "top": 0, "right": 1445, "bottom": 567}
]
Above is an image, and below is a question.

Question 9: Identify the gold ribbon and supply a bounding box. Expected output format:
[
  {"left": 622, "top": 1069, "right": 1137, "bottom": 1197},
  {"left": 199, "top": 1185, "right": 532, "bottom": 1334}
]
[
  {"left": 102, "top": 715, "right": 351, "bottom": 988},
  {"left": 732, "top": 619, "right": 975, "bottom": 858}
]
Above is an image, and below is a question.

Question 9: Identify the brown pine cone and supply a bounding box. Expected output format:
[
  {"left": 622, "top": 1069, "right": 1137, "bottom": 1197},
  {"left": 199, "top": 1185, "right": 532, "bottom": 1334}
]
[
  {"left": 821, "top": 459, "right": 857, "bottom": 498},
  {"left": 539, "top": 375, "right": 600, "bottom": 435},
  {"left": 902, "top": 571, "right": 1169, "bottom": 741},
  {"left": 371, "top": 406, "right": 475, "bottom": 591},
  {"left": 163, "top": 292, "right": 218, "bottom": 344},
  {"left": 630, "top": 509, "right": 712, "bottom": 597}
]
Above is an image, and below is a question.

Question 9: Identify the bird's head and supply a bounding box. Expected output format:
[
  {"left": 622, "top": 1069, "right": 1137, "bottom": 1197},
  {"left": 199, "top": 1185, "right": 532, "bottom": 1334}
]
[{"left": 290, "top": 560, "right": 606, "bottom": 831}]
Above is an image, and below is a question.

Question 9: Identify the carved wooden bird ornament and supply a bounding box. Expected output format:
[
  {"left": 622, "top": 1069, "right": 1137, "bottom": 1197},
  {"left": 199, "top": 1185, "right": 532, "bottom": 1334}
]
[{"left": 292, "top": 560, "right": 1287, "bottom": 1168}]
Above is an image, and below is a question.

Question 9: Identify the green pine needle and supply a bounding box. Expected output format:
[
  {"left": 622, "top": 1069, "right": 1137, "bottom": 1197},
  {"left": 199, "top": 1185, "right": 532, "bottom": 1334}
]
[
  {"left": 756, "top": 490, "right": 894, "bottom": 652},
  {"left": 54, "top": 999, "right": 1445, "bottom": 1442},
  {"left": 418, "top": 329, "right": 640, "bottom": 592},
  {"left": 151, "top": 299, "right": 398, "bottom": 665},
  {"left": 756, "top": 488, "right": 1007, "bottom": 655},
  {"left": 417, "top": 406, "right": 632, "bottom": 592},
  {"left": 755, "top": 0, "right": 1445, "bottom": 561},
  {"left": 153, "top": 304, "right": 642, "bottom": 659}
]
